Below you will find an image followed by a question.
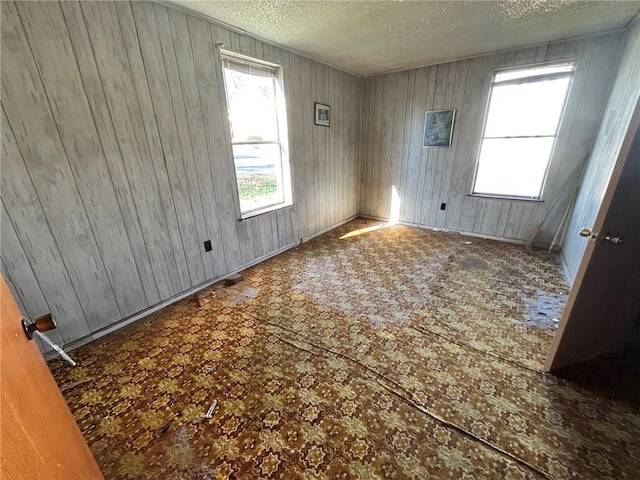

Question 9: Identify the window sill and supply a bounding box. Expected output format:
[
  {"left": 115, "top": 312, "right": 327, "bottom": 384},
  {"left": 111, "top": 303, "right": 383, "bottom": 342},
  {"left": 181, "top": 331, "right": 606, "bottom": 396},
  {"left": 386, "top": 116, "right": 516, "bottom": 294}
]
[
  {"left": 239, "top": 202, "right": 293, "bottom": 220},
  {"left": 467, "top": 193, "right": 544, "bottom": 203}
]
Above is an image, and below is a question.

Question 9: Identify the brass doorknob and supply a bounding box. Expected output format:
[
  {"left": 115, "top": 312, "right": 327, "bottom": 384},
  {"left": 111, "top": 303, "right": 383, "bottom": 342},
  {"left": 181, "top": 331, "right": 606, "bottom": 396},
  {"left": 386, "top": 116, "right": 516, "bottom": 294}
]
[
  {"left": 603, "top": 234, "right": 623, "bottom": 245},
  {"left": 579, "top": 228, "right": 622, "bottom": 245}
]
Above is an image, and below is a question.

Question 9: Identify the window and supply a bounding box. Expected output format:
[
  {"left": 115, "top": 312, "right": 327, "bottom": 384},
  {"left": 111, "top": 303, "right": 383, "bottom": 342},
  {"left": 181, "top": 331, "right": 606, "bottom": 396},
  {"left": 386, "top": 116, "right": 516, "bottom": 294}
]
[
  {"left": 221, "top": 51, "right": 291, "bottom": 217},
  {"left": 472, "top": 62, "right": 575, "bottom": 199}
]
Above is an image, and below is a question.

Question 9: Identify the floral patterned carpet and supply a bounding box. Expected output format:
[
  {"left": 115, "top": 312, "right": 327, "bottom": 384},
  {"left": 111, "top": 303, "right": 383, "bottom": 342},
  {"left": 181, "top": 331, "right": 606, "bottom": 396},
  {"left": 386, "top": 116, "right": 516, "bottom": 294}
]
[{"left": 50, "top": 219, "right": 640, "bottom": 479}]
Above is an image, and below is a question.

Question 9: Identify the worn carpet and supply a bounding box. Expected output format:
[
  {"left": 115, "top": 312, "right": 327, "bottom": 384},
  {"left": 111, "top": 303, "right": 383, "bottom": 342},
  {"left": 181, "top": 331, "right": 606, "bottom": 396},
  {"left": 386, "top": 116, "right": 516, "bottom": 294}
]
[{"left": 50, "top": 219, "right": 640, "bottom": 479}]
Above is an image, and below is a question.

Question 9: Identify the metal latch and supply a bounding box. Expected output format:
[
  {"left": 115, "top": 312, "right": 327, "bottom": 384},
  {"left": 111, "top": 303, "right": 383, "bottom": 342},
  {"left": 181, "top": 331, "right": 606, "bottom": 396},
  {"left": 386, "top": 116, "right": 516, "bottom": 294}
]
[
  {"left": 579, "top": 227, "right": 599, "bottom": 243},
  {"left": 579, "top": 228, "right": 623, "bottom": 245}
]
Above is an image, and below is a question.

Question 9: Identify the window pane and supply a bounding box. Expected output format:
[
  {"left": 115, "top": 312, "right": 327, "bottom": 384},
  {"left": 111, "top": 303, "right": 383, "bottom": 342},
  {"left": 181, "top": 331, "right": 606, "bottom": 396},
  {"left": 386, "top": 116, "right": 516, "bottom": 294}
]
[
  {"left": 484, "top": 77, "right": 571, "bottom": 138},
  {"left": 474, "top": 137, "right": 554, "bottom": 198},
  {"left": 233, "top": 144, "right": 284, "bottom": 213},
  {"left": 494, "top": 63, "right": 574, "bottom": 83},
  {"left": 224, "top": 69, "right": 279, "bottom": 143},
  {"left": 223, "top": 56, "right": 276, "bottom": 78}
]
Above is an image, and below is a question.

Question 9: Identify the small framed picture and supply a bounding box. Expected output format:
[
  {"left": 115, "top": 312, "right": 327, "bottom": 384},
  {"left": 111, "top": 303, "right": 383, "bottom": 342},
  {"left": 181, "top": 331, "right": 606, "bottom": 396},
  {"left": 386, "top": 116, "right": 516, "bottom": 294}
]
[
  {"left": 423, "top": 109, "right": 456, "bottom": 147},
  {"left": 314, "top": 102, "right": 330, "bottom": 127}
]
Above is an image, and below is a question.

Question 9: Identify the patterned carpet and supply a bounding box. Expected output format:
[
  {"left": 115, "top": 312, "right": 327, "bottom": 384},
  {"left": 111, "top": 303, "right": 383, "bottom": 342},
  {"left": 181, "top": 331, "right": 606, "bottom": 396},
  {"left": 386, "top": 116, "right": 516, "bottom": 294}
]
[{"left": 50, "top": 219, "right": 640, "bottom": 479}]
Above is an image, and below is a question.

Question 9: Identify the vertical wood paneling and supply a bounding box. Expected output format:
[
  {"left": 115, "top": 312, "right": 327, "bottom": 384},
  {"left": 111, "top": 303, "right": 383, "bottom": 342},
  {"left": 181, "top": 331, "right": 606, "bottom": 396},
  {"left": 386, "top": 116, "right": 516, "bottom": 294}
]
[
  {"left": 328, "top": 66, "right": 337, "bottom": 226},
  {"left": 60, "top": 1, "right": 161, "bottom": 307},
  {"left": 0, "top": 204, "right": 65, "bottom": 349},
  {"left": 281, "top": 50, "right": 301, "bottom": 241},
  {"left": 347, "top": 73, "right": 360, "bottom": 219},
  {"left": 360, "top": 32, "right": 625, "bottom": 245},
  {"left": 17, "top": 1, "right": 148, "bottom": 317},
  {"left": 300, "top": 57, "right": 315, "bottom": 238},
  {"left": 396, "top": 69, "right": 416, "bottom": 220},
  {"left": 2, "top": 0, "right": 360, "bottom": 349},
  {"left": 455, "top": 55, "right": 491, "bottom": 233},
  {"left": 166, "top": 7, "right": 226, "bottom": 277},
  {"left": 369, "top": 75, "right": 385, "bottom": 216},
  {"left": 563, "top": 23, "right": 640, "bottom": 283},
  {"left": 399, "top": 67, "right": 430, "bottom": 224},
  {"left": 115, "top": 1, "right": 192, "bottom": 292},
  {"left": 358, "top": 77, "right": 371, "bottom": 214},
  {"left": 0, "top": 110, "right": 89, "bottom": 344},
  {"left": 310, "top": 62, "right": 321, "bottom": 233},
  {"left": 78, "top": 1, "right": 180, "bottom": 300},
  {"left": 537, "top": 33, "right": 624, "bottom": 245},
  {"left": 196, "top": 21, "right": 242, "bottom": 270},
  {"left": 155, "top": 4, "right": 214, "bottom": 280},
  {"left": 130, "top": 2, "right": 204, "bottom": 286},
  {"left": 429, "top": 63, "right": 452, "bottom": 227},
  {"left": 416, "top": 66, "right": 438, "bottom": 225},
  {"left": 2, "top": 2, "right": 120, "bottom": 330},
  {"left": 437, "top": 60, "right": 469, "bottom": 229},
  {"left": 320, "top": 64, "right": 330, "bottom": 229},
  {"left": 282, "top": 50, "right": 301, "bottom": 239},
  {"left": 424, "top": 63, "right": 449, "bottom": 226}
]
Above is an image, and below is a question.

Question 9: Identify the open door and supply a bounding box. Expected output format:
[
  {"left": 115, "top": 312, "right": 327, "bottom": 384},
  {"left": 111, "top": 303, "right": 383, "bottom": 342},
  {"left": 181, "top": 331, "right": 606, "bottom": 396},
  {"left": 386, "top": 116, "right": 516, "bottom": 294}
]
[
  {"left": 1, "top": 275, "right": 104, "bottom": 479},
  {"left": 546, "top": 98, "right": 640, "bottom": 371}
]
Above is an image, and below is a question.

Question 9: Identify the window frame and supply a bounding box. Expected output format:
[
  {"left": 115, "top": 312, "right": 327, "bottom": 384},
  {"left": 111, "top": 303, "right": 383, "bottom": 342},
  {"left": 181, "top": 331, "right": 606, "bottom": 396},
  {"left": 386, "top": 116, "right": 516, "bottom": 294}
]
[
  {"left": 470, "top": 60, "right": 577, "bottom": 201},
  {"left": 220, "top": 50, "right": 292, "bottom": 219}
]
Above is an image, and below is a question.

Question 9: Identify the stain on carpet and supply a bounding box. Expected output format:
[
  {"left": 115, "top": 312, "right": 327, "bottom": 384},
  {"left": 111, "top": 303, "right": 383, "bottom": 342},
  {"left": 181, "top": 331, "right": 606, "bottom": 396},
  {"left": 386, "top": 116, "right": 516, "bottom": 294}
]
[
  {"left": 523, "top": 290, "right": 567, "bottom": 331},
  {"left": 456, "top": 255, "right": 490, "bottom": 271}
]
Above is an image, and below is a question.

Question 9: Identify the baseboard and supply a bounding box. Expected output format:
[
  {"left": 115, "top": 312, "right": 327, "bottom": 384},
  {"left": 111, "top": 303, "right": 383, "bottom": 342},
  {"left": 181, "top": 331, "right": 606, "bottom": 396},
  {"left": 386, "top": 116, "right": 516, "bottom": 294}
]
[
  {"left": 44, "top": 241, "right": 297, "bottom": 361},
  {"left": 358, "top": 214, "right": 528, "bottom": 245},
  {"left": 44, "top": 215, "right": 360, "bottom": 361},
  {"left": 300, "top": 215, "right": 359, "bottom": 244}
]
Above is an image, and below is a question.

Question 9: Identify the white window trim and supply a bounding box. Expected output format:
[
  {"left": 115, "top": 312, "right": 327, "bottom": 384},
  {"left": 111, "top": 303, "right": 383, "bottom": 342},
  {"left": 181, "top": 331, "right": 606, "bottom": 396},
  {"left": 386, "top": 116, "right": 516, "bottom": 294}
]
[
  {"left": 470, "top": 60, "right": 577, "bottom": 201},
  {"left": 220, "top": 49, "right": 293, "bottom": 220}
]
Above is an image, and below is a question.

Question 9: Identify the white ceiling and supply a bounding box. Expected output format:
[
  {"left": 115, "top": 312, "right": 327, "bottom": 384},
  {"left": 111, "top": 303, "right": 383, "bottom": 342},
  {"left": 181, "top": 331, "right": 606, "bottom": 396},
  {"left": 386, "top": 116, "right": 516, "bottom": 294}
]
[{"left": 169, "top": 1, "right": 640, "bottom": 76}]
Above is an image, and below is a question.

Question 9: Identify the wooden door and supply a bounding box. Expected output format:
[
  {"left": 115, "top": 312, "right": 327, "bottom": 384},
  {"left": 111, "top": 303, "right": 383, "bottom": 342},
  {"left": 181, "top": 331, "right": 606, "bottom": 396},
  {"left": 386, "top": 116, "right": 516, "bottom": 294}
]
[
  {"left": 546, "top": 98, "right": 640, "bottom": 371},
  {"left": 0, "top": 275, "right": 104, "bottom": 479}
]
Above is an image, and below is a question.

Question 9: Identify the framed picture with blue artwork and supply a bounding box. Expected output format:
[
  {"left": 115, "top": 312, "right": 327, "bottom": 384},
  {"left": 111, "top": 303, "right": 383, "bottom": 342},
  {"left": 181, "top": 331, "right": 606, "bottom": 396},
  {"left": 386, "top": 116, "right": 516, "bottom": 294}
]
[{"left": 423, "top": 109, "right": 456, "bottom": 147}]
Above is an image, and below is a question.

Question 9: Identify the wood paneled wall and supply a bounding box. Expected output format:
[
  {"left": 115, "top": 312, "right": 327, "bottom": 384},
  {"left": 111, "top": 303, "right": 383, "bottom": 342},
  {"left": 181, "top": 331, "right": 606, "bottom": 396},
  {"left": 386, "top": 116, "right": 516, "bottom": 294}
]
[
  {"left": 358, "top": 32, "right": 624, "bottom": 244},
  {"left": 562, "top": 22, "right": 640, "bottom": 284},
  {"left": 1, "top": 1, "right": 360, "bottom": 348}
]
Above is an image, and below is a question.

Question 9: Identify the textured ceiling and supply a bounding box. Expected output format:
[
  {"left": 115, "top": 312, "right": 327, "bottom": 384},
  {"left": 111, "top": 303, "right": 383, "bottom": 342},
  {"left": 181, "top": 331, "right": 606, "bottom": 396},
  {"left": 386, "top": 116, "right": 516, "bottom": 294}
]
[{"left": 169, "top": 1, "right": 640, "bottom": 76}]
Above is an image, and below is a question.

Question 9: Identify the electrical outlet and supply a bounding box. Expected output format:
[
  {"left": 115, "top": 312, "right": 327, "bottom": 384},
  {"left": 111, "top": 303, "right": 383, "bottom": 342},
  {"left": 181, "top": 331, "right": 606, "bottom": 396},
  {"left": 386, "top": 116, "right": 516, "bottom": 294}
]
[
  {"left": 204, "top": 240, "right": 212, "bottom": 252},
  {"left": 440, "top": 203, "right": 446, "bottom": 211}
]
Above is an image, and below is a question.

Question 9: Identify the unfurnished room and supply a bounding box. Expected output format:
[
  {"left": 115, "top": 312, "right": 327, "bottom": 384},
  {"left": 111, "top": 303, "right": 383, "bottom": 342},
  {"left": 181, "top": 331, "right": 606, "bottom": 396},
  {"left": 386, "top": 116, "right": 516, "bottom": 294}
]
[{"left": 1, "top": 1, "right": 640, "bottom": 479}]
